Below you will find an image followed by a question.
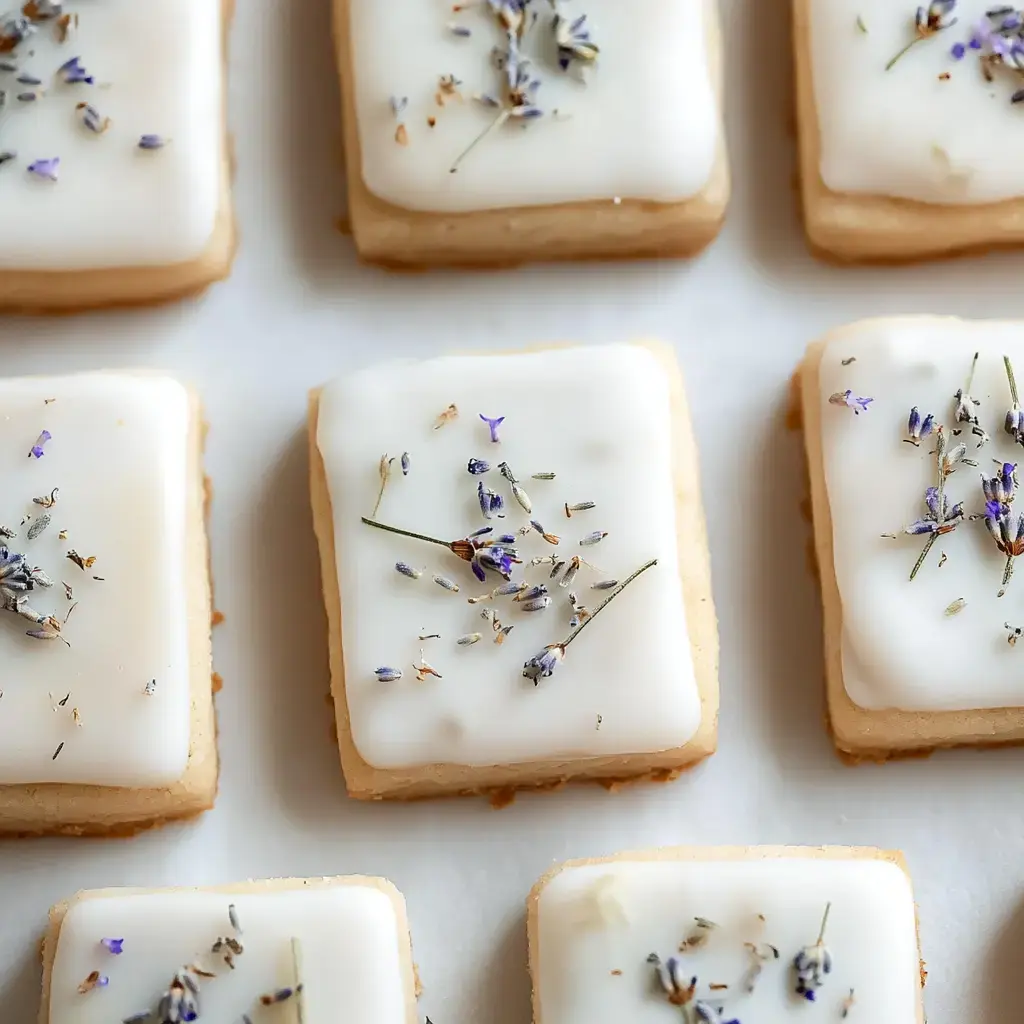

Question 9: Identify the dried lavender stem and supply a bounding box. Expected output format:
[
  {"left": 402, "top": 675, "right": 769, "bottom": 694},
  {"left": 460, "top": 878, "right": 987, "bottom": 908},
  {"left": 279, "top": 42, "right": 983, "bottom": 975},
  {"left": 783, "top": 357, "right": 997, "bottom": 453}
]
[
  {"left": 1005, "top": 554, "right": 1015, "bottom": 589},
  {"left": 965, "top": 351, "right": 979, "bottom": 395},
  {"left": 450, "top": 109, "right": 510, "bottom": 172},
  {"left": 291, "top": 937, "right": 306, "bottom": 1024},
  {"left": 885, "top": 35, "right": 922, "bottom": 71},
  {"left": 561, "top": 558, "right": 656, "bottom": 651},
  {"left": 909, "top": 533, "right": 938, "bottom": 582},
  {"left": 360, "top": 517, "right": 453, "bottom": 550},
  {"left": 1007, "top": 355, "right": 1021, "bottom": 408},
  {"left": 817, "top": 902, "right": 832, "bottom": 944}
]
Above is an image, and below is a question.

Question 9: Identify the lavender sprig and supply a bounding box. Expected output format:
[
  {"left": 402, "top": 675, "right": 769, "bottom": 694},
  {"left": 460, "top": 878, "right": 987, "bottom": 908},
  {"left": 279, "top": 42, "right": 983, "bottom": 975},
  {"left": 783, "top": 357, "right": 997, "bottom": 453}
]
[
  {"left": 886, "top": 1, "right": 958, "bottom": 70},
  {"left": 523, "top": 558, "right": 656, "bottom": 683}
]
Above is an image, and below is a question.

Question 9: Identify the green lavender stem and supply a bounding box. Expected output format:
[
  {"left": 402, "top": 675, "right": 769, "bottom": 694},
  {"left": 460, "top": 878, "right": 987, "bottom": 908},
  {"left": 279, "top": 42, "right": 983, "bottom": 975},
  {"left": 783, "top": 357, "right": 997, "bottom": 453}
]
[
  {"left": 885, "top": 35, "right": 922, "bottom": 71},
  {"left": 361, "top": 517, "right": 454, "bottom": 551},
  {"left": 562, "top": 558, "right": 657, "bottom": 650}
]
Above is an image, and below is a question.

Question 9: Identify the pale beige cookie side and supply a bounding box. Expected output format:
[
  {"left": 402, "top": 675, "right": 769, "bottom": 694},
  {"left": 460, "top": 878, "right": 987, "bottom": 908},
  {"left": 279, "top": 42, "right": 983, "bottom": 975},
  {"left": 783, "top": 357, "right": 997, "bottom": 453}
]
[
  {"left": 800, "top": 320, "right": 1024, "bottom": 760},
  {"left": 308, "top": 341, "right": 718, "bottom": 801},
  {"left": 0, "top": 386, "right": 218, "bottom": 836},
  {"left": 333, "top": 0, "right": 728, "bottom": 268},
  {"left": 794, "top": 0, "right": 1024, "bottom": 263}
]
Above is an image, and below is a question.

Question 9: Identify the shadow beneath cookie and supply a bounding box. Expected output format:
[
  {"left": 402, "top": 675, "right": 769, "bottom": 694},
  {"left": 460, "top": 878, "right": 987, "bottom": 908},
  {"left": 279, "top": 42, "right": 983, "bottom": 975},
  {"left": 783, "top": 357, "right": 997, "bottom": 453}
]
[
  {"left": 237, "top": 423, "right": 348, "bottom": 823},
  {"left": 732, "top": 0, "right": 807, "bottom": 279},
  {"left": 747, "top": 384, "right": 833, "bottom": 771},
  {"left": 0, "top": 935, "right": 42, "bottom": 1023},
  {"left": 983, "top": 894, "right": 1024, "bottom": 1019},
  {"left": 279, "top": 0, "right": 355, "bottom": 285},
  {"left": 462, "top": 910, "right": 532, "bottom": 1024}
]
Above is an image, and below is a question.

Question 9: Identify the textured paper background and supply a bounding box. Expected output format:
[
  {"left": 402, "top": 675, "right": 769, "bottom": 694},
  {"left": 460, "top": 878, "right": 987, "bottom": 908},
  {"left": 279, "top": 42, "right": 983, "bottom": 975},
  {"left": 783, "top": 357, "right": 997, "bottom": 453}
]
[{"left": 1, "top": 0, "right": 1023, "bottom": 1021}]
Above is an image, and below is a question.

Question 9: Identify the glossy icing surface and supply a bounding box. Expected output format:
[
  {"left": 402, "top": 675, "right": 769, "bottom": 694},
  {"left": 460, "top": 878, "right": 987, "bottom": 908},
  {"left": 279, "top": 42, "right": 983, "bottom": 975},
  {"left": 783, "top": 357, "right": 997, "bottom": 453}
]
[
  {"left": 0, "top": 0, "right": 223, "bottom": 270},
  {"left": 535, "top": 852, "right": 918, "bottom": 1024},
  {"left": 809, "top": 0, "right": 1024, "bottom": 204},
  {"left": 48, "top": 882, "right": 409, "bottom": 1024},
  {"left": 348, "top": 0, "right": 718, "bottom": 212},
  {"left": 0, "top": 373, "right": 191, "bottom": 785},
  {"left": 818, "top": 319, "right": 1024, "bottom": 712},
  {"left": 317, "top": 345, "right": 700, "bottom": 770}
]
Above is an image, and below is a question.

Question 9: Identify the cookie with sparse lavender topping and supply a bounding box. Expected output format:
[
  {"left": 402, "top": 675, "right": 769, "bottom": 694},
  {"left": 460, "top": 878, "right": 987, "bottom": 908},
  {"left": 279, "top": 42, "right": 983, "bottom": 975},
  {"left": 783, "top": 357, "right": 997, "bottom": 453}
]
[
  {"left": 335, "top": 0, "right": 728, "bottom": 266},
  {"left": 39, "top": 876, "right": 419, "bottom": 1024},
  {"left": 308, "top": 342, "right": 718, "bottom": 800},
  {"left": 0, "top": 371, "right": 216, "bottom": 835},
  {"left": 802, "top": 316, "right": 1024, "bottom": 760},
  {"left": 528, "top": 846, "right": 924, "bottom": 1024},
  {"left": 0, "top": 0, "right": 234, "bottom": 312},
  {"left": 796, "top": 0, "right": 1024, "bottom": 262}
]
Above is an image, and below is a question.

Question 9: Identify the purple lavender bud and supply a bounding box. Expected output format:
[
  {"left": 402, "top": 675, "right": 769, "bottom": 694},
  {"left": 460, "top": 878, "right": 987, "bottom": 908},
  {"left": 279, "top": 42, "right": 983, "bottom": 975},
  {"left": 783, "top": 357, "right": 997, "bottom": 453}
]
[
  {"left": 138, "top": 134, "right": 168, "bottom": 150},
  {"left": 479, "top": 413, "right": 506, "bottom": 443},
  {"left": 27, "top": 158, "right": 59, "bottom": 181},
  {"left": 522, "top": 644, "right": 564, "bottom": 683},
  {"left": 374, "top": 667, "right": 402, "bottom": 682},
  {"left": 100, "top": 938, "right": 124, "bottom": 955},
  {"left": 907, "top": 406, "right": 921, "bottom": 438},
  {"left": 467, "top": 458, "right": 490, "bottom": 475}
]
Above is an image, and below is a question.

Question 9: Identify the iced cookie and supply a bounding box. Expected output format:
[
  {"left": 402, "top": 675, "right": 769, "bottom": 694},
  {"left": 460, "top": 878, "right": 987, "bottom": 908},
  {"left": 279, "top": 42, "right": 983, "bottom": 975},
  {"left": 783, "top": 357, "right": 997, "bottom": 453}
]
[
  {"left": 309, "top": 342, "right": 718, "bottom": 800},
  {"left": 528, "top": 845, "right": 924, "bottom": 1024},
  {"left": 801, "top": 317, "right": 1024, "bottom": 759},
  {"left": 335, "top": 0, "right": 728, "bottom": 267},
  {"left": 0, "top": 372, "right": 215, "bottom": 834},
  {"left": 39, "top": 876, "right": 418, "bottom": 1024},
  {"left": 795, "top": 1, "right": 1024, "bottom": 261},
  {"left": 0, "top": 0, "right": 234, "bottom": 312}
]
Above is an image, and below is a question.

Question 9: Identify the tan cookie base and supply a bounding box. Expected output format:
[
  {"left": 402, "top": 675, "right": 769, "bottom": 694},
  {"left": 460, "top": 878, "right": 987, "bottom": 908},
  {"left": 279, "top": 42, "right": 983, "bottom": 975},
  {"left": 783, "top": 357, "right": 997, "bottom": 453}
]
[
  {"left": 308, "top": 340, "right": 719, "bottom": 800},
  {"left": 0, "top": 0, "right": 237, "bottom": 314},
  {"left": 38, "top": 876, "right": 420, "bottom": 1024},
  {"left": 0, "top": 389, "right": 218, "bottom": 836},
  {"left": 801, "top": 323, "right": 1024, "bottom": 760},
  {"left": 793, "top": 0, "right": 1024, "bottom": 263},
  {"left": 526, "top": 845, "right": 926, "bottom": 1024},
  {"left": 333, "top": 0, "right": 729, "bottom": 268}
]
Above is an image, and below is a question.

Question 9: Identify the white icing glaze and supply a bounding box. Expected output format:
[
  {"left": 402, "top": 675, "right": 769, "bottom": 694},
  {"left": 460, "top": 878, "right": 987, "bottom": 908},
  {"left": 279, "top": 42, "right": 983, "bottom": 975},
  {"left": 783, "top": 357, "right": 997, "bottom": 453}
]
[
  {"left": 817, "top": 319, "right": 1024, "bottom": 712},
  {"left": 535, "top": 853, "right": 919, "bottom": 1024},
  {"left": 317, "top": 344, "right": 701, "bottom": 770},
  {"left": 348, "top": 0, "right": 718, "bottom": 212},
  {"left": 0, "top": 373, "right": 192, "bottom": 785},
  {"left": 48, "top": 881, "right": 410, "bottom": 1024},
  {"left": 809, "top": 0, "right": 1024, "bottom": 204},
  {"left": 0, "top": 0, "right": 223, "bottom": 270}
]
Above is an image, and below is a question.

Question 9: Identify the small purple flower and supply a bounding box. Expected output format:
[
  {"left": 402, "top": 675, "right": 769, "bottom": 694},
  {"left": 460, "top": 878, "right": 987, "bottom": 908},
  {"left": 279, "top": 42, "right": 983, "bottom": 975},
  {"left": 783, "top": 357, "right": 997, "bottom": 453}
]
[
  {"left": 400, "top": 452, "right": 410, "bottom": 476},
  {"left": 828, "top": 390, "right": 873, "bottom": 415},
  {"left": 28, "top": 429, "right": 51, "bottom": 457},
  {"left": 905, "top": 486, "right": 964, "bottom": 536},
  {"left": 523, "top": 644, "right": 565, "bottom": 684},
  {"left": 983, "top": 463, "right": 1017, "bottom": 507},
  {"left": 467, "top": 458, "right": 491, "bottom": 475},
  {"left": 905, "top": 406, "right": 934, "bottom": 445},
  {"left": 479, "top": 413, "right": 505, "bottom": 442},
  {"left": 138, "top": 134, "right": 168, "bottom": 150},
  {"left": 793, "top": 945, "right": 832, "bottom": 1001},
  {"left": 27, "top": 158, "right": 59, "bottom": 181},
  {"left": 100, "top": 937, "right": 124, "bottom": 955},
  {"left": 553, "top": 12, "right": 599, "bottom": 70},
  {"left": 58, "top": 56, "right": 93, "bottom": 84},
  {"left": 471, "top": 544, "right": 516, "bottom": 582},
  {"left": 477, "top": 480, "right": 504, "bottom": 518}
]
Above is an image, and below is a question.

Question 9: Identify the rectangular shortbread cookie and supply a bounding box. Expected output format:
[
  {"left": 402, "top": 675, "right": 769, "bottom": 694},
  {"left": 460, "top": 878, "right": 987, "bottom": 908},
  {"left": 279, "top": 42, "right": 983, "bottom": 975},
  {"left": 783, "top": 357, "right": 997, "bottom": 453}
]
[
  {"left": 802, "top": 317, "right": 1024, "bottom": 759},
  {"left": 795, "top": 0, "right": 1024, "bottom": 262},
  {"left": 0, "top": 0, "right": 235, "bottom": 312},
  {"left": 39, "top": 876, "right": 419, "bottom": 1024},
  {"left": 528, "top": 845, "right": 924, "bottom": 1024},
  {"left": 309, "top": 342, "right": 718, "bottom": 800},
  {"left": 334, "top": 0, "right": 729, "bottom": 266},
  {"left": 0, "top": 372, "right": 216, "bottom": 834}
]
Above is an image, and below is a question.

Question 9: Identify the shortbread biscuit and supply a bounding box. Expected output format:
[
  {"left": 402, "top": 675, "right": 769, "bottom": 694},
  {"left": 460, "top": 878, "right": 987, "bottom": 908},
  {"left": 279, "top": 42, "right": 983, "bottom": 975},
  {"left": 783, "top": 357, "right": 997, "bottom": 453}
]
[
  {"left": 0, "top": 0, "right": 235, "bottom": 313},
  {"left": 0, "top": 372, "right": 216, "bottom": 834},
  {"left": 528, "top": 845, "right": 924, "bottom": 1024},
  {"left": 309, "top": 342, "right": 718, "bottom": 800},
  {"left": 39, "top": 875, "right": 418, "bottom": 1024},
  {"left": 795, "top": 0, "right": 1024, "bottom": 262},
  {"left": 334, "top": 0, "right": 728, "bottom": 267},
  {"left": 802, "top": 317, "right": 1024, "bottom": 759}
]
